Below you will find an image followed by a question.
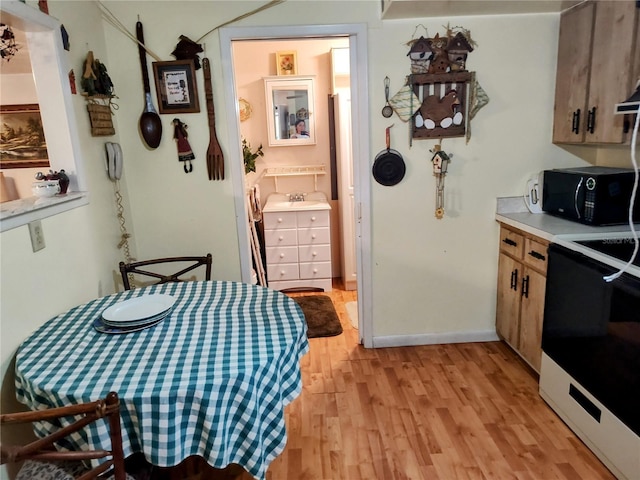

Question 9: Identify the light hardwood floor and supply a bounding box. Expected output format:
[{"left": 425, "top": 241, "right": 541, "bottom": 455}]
[{"left": 152, "top": 283, "right": 615, "bottom": 480}]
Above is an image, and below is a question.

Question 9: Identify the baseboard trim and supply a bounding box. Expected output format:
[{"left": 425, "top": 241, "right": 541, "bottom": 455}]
[{"left": 372, "top": 330, "right": 499, "bottom": 348}]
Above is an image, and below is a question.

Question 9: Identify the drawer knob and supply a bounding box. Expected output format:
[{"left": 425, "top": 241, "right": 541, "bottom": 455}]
[
  {"left": 279, "top": 253, "right": 285, "bottom": 258},
  {"left": 280, "top": 270, "right": 285, "bottom": 276},
  {"left": 277, "top": 217, "right": 283, "bottom": 223},
  {"left": 278, "top": 236, "right": 284, "bottom": 241},
  {"left": 312, "top": 251, "right": 317, "bottom": 257},
  {"left": 311, "top": 216, "right": 316, "bottom": 221},
  {"left": 313, "top": 268, "right": 318, "bottom": 274},
  {"left": 311, "top": 234, "right": 316, "bottom": 239}
]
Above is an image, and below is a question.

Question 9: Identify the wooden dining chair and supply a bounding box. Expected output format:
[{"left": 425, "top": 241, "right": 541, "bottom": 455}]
[
  {"left": 0, "top": 392, "right": 133, "bottom": 480},
  {"left": 119, "top": 254, "right": 213, "bottom": 291}
]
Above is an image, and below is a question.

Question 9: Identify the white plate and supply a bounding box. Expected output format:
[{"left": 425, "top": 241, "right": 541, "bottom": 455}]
[
  {"left": 102, "top": 308, "right": 172, "bottom": 328},
  {"left": 93, "top": 317, "right": 164, "bottom": 334},
  {"left": 102, "top": 294, "right": 176, "bottom": 323}
]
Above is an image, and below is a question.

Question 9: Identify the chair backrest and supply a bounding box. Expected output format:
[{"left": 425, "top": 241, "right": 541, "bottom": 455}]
[
  {"left": 0, "top": 392, "right": 127, "bottom": 480},
  {"left": 119, "top": 254, "right": 213, "bottom": 291}
]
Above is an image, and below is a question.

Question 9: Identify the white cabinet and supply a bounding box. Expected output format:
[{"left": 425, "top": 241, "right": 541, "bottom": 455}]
[{"left": 263, "top": 207, "right": 332, "bottom": 292}]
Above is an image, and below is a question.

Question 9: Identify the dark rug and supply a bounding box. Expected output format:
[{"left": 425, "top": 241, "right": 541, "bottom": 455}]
[{"left": 293, "top": 295, "right": 343, "bottom": 338}]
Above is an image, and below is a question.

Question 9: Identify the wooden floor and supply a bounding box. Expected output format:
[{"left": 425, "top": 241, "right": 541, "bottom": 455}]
[{"left": 147, "top": 283, "right": 615, "bottom": 480}]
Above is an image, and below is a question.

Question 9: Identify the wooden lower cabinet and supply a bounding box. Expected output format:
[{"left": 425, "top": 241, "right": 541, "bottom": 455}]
[{"left": 495, "top": 225, "right": 548, "bottom": 373}]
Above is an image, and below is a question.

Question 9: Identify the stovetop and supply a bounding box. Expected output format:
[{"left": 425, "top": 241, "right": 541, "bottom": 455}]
[
  {"left": 576, "top": 238, "right": 640, "bottom": 267},
  {"left": 553, "top": 231, "right": 640, "bottom": 278}
]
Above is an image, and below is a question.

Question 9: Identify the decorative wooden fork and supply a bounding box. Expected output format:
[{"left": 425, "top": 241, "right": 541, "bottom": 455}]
[{"left": 203, "top": 57, "right": 224, "bottom": 180}]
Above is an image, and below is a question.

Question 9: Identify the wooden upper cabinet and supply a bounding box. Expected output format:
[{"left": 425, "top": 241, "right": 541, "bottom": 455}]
[{"left": 552, "top": 1, "right": 639, "bottom": 144}]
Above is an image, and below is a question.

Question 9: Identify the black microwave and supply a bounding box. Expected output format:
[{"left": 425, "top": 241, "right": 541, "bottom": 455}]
[{"left": 542, "top": 166, "right": 640, "bottom": 225}]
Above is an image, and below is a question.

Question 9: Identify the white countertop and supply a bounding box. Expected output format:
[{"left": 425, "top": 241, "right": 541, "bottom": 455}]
[
  {"left": 495, "top": 196, "right": 638, "bottom": 241},
  {"left": 263, "top": 192, "right": 331, "bottom": 213}
]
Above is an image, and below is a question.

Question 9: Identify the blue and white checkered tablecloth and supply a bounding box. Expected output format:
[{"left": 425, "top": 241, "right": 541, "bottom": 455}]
[{"left": 14, "top": 281, "right": 309, "bottom": 480}]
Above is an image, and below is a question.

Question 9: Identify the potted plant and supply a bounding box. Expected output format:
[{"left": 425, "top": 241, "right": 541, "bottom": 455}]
[{"left": 242, "top": 138, "right": 264, "bottom": 174}]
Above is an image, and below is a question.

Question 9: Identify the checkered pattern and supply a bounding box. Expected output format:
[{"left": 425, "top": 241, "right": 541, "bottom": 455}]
[{"left": 15, "top": 281, "right": 309, "bottom": 480}]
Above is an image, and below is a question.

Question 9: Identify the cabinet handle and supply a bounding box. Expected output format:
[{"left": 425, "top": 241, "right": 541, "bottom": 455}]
[
  {"left": 510, "top": 268, "right": 518, "bottom": 291},
  {"left": 572, "top": 109, "right": 581, "bottom": 134},
  {"left": 502, "top": 238, "right": 517, "bottom": 247},
  {"left": 521, "top": 275, "right": 530, "bottom": 298},
  {"left": 528, "top": 250, "right": 546, "bottom": 261},
  {"left": 587, "top": 107, "right": 596, "bottom": 134}
]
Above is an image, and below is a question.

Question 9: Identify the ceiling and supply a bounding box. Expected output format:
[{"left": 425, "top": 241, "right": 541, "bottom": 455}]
[{"left": 381, "top": 0, "right": 581, "bottom": 19}]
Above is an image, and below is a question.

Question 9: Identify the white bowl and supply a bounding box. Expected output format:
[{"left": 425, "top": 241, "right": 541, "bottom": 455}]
[{"left": 32, "top": 180, "right": 60, "bottom": 198}]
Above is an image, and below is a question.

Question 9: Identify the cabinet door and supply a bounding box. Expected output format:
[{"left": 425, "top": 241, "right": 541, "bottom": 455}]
[
  {"left": 519, "top": 268, "right": 546, "bottom": 372},
  {"left": 496, "top": 253, "right": 521, "bottom": 348},
  {"left": 552, "top": 1, "right": 594, "bottom": 144},
  {"left": 586, "top": 1, "right": 638, "bottom": 143}
]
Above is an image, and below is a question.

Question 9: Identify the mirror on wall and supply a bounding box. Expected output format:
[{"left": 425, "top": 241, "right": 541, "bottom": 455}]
[{"left": 264, "top": 76, "right": 315, "bottom": 146}]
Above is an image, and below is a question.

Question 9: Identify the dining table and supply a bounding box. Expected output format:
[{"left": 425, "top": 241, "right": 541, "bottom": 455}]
[{"left": 14, "top": 281, "right": 309, "bottom": 480}]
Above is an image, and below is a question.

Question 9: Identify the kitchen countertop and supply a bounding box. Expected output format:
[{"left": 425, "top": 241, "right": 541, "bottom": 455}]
[{"left": 495, "top": 196, "right": 639, "bottom": 241}]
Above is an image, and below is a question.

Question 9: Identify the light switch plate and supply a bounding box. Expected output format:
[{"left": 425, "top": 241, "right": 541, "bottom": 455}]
[{"left": 28, "top": 220, "right": 46, "bottom": 252}]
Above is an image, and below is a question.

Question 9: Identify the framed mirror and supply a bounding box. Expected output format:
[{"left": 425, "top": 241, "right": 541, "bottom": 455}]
[{"left": 264, "top": 76, "right": 315, "bottom": 146}]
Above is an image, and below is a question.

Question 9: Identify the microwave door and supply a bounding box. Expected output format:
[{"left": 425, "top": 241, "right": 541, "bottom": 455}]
[{"left": 543, "top": 173, "right": 586, "bottom": 221}]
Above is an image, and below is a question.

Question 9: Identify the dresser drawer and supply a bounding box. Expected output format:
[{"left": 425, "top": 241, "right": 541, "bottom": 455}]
[
  {"left": 298, "top": 227, "right": 330, "bottom": 245},
  {"left": 523, "top": 237, "right": 548, "bottom": 273},
  {"left": 264, "top": 228, "right": 297, "bottom": 247},
  {"left": 499, "top": 226, "right": 524, "bottom": 259},
  {"left": 298, "top": 244, "right": 331, "bottom": 262},
  {"left": 267, "top": 263, "right": 299, "bottom": 281},
  {"left": 263, "top": 212, "right": 297, "bottom": 230},
  {"left": 266, "top": 246, "right": 299, "bottom": 264},
  {"left": 297, "top": 210, "right": 329, "bottom": 228},
  {"left": 299, "top": 261, "right": 332, "bottom": 280}
]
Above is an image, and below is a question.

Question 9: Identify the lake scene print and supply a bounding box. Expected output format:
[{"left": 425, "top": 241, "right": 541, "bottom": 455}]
[{"left": 1, "top": 104, "right": 49, "bottom": 168}]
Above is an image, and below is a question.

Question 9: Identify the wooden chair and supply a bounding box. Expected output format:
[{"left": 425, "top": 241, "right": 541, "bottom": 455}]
[
  {"left": 0, "top": 392, "right": 132, "bottom": 480},
  {"left": 119, "top": 254, "right": 213, "bottom": 291}
]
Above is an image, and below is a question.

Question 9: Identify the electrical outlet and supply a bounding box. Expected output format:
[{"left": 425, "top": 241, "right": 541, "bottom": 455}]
[{"left": 28, "top": 220, "right": 46, "bottom": 252}]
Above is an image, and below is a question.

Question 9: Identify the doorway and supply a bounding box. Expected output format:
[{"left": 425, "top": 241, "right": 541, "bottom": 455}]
[{"left": 219, "top": 24, "right": 372, "bottom": 347}]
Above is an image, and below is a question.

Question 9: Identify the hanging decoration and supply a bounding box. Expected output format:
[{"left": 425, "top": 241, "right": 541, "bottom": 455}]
[
  {"left": 173, "top": 118, "right": 195, "bottom": 173},
  {"left": 81, "top": 51, "right": 117, "bottom": 136},
  {"left": 394, "top": 24, "right": 489, "bottom": 143},
  {"left": 430, "top": 144, "right": 452, "bottom": 219},
  {"left": 0, "top": 24, "right": 18, "bottom": 62}
]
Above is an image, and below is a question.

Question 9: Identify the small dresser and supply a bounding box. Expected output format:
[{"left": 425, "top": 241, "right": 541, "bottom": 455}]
[{"left": 262, "top": 192, "right": 332, "bottom": 291}]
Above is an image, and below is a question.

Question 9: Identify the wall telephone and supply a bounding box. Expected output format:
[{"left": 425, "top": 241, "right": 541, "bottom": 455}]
[{"left": 105, "top": 142, "right": 123, "bottom": 181}]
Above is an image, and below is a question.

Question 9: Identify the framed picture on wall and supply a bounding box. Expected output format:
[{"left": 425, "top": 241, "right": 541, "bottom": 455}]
[
  {"left": 152, "top": 60, "right": 200, "bottom": 114},
  {"left": 276, "top": 51, "right": 297, "bottom": 76},
  {"left": 0, "top": 104, "right": 50, "bottom": 169}
]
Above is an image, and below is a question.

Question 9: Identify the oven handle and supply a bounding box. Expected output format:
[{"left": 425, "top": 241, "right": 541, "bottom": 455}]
[{"left": 573, "top": 177, "right": 583, "bottom": 219}]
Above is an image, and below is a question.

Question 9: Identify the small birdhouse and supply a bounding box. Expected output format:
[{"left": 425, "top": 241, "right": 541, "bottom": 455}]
[
  {"left": 407, "top": 36, "right": 432, "bottom": 74},
  {"left": 447, "top": 32, "right": 474, "bottom": 72},
  {"left": 431, "top": 150, "right": 450, "bottom": 174}
]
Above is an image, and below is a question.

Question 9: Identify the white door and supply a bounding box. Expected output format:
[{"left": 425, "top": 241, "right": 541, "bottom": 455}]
[{"left": 335, "top": 93, "right": 357, "bottom": 291}]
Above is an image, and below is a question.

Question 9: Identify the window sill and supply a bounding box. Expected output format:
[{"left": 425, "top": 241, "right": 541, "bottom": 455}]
[{"left": 0, "top": 192, "right": 89, "bottom": 232}]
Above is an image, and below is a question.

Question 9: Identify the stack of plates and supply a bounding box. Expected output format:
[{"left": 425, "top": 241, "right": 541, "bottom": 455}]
[{"left": 93, "top": 294, "right": 176, "bottom": 334}]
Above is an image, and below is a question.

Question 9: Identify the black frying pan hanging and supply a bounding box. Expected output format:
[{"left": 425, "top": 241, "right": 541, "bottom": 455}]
[{"left": 372, "top": 125, "right": 406, "bottom": 186}]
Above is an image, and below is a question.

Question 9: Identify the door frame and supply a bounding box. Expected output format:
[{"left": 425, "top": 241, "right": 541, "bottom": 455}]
[{"left": 219, "top": 23, "right": 373, "bottom": 347}]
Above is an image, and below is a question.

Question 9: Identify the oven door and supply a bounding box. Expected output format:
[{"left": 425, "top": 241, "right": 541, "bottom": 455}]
[{"left": 543, "top": 243, "right": 640, "bottom": 437}]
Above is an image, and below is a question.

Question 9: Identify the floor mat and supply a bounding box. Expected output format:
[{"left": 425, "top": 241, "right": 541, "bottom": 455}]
[{"left": 293, "top": 295, "right": 343, "bottom": 338}]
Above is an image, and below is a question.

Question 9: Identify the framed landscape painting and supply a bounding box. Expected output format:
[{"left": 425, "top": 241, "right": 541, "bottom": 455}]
[{"left": 0, "top": 104, "right": 49, "bottom": 168}]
